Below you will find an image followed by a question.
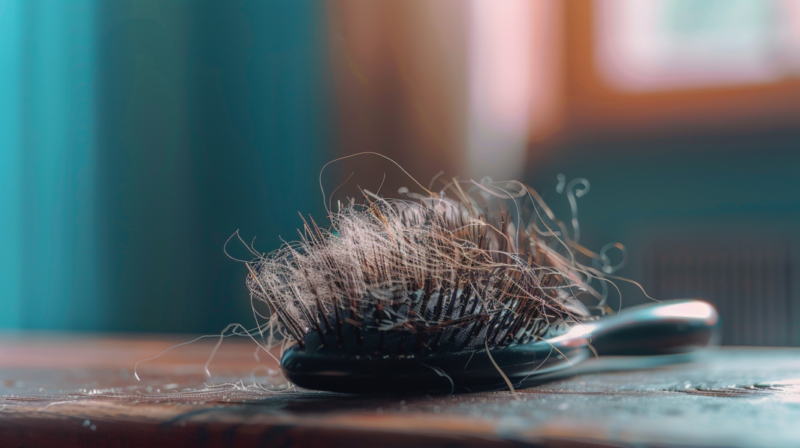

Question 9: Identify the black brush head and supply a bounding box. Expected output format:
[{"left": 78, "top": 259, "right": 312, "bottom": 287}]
[{"left": 280, "top": 329, "right": 585, "bottom": 394}]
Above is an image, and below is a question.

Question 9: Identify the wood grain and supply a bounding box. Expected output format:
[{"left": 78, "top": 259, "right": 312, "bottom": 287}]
[{"left": 0, "top": 333, "right": 798, "bottom": 447}]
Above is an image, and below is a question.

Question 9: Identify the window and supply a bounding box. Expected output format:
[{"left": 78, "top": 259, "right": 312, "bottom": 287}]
[{"left": 594, "top": 0, "right": 800, "bottom": 92}]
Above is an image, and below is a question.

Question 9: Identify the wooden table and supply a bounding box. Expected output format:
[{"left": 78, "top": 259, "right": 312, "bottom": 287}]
[{"left": 0, "top": 333, "right": 798, "bottom": 447}]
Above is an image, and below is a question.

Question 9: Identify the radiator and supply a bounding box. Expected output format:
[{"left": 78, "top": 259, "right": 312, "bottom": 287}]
[{"left": 643, "top": 239, "right": 793, "bottom": 346}]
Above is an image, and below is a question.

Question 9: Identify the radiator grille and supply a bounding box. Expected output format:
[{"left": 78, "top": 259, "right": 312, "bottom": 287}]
[{"left": 643, "top": 240, "right": 793, "bottom": 346}]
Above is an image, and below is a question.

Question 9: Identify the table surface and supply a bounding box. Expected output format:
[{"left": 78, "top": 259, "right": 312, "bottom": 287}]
[{"left": 0, "top": 333, "right": 799, "bottom": 448}]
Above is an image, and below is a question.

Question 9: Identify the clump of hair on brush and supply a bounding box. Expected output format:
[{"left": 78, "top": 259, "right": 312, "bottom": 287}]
[{"left": 245, "top": 163, "right": 622, "bottom": 364}]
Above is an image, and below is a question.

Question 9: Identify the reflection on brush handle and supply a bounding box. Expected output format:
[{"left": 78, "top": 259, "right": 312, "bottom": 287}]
[{"left": 550, "top": 299, "right": 720, "bottom": 357}]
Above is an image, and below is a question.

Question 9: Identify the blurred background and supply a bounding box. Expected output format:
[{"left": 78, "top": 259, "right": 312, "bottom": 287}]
[{"left": 1, "top": 0, "right": 798, "bottom": 346}]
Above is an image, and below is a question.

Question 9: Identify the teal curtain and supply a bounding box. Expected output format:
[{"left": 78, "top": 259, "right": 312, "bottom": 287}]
[
  {"left": 0, "top": 0, "right": 24, "bottom": 328},
  {"left": 0, "top": 0, "right": 332, "bottom": 332}
]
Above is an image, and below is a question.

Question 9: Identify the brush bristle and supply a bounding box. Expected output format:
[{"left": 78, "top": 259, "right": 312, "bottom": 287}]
[{"left": 247, "top": 180, "right": 598, "bottom": 357}]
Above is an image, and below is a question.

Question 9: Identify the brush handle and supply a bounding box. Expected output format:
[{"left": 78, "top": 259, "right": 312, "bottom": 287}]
[{"left": 580, "top": 299, "right": 720, "bottom": 357}]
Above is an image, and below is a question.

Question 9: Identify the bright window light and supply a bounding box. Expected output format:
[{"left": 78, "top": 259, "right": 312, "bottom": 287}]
[{"left": 594, "top": 0, "right": 800, "bottom": 91}]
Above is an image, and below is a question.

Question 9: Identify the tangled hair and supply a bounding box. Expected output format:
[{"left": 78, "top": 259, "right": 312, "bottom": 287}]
[{"left": 246, "top": 177, "right": 618, "bottom": 357}]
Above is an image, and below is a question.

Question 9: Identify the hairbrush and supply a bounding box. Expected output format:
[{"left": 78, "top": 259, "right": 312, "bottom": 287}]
[
  {"left": 280, "top": 298, "right": 718, "bottom": 393},
  {"left": 246, "top": 177, "right": 719, "bottom": 394}
]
